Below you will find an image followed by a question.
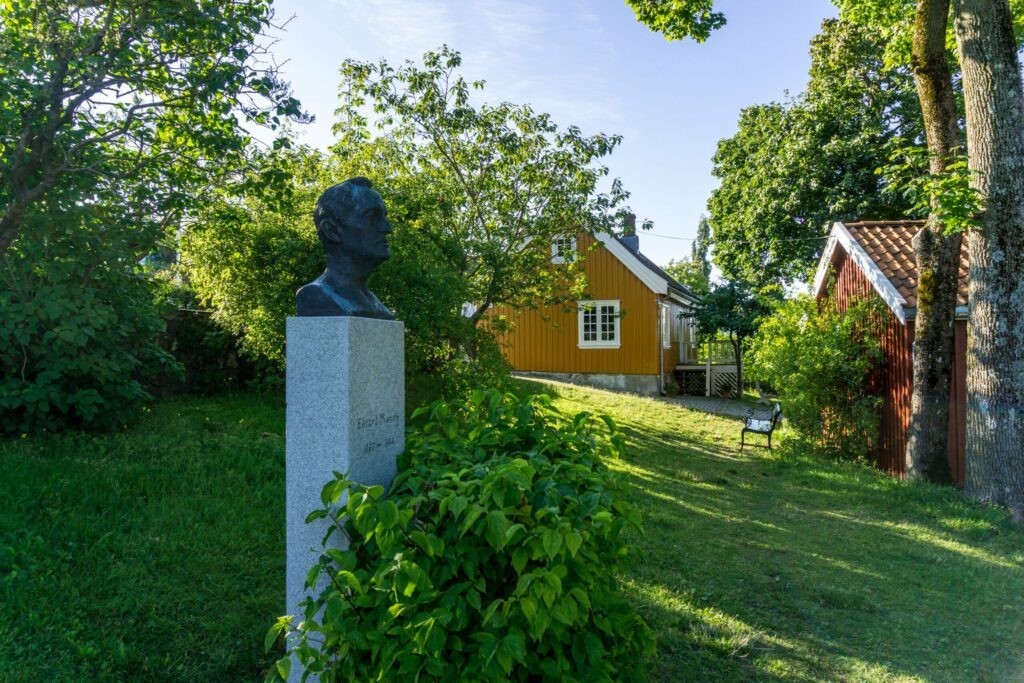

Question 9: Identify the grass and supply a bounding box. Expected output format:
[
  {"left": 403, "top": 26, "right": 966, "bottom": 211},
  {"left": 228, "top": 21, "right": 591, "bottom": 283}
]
[
  {"left": 2, "top": 383, "right": 1023, "bottom": 681},
  {"left": 535, "top": 381, "right": 1024, "bottom": 682},
  {"left": 0, "top": 394, "right": 287, "bottom": 682}
]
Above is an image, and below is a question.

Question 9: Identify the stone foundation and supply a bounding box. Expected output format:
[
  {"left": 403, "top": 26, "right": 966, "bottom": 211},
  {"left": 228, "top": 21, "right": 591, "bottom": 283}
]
[{"left": 513, "top": 371, "right": 660, "bottom": 396}]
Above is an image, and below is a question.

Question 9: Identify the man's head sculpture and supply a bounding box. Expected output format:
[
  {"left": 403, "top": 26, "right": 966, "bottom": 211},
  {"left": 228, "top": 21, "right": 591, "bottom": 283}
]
[{"left": 295, "top": 177, "right": 396, "bottom": 319}]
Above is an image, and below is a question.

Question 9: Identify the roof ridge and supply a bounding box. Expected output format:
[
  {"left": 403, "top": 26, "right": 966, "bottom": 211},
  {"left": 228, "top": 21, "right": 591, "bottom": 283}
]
[{"left": 844, "top": 219, "right": 927, "bottom": 227}]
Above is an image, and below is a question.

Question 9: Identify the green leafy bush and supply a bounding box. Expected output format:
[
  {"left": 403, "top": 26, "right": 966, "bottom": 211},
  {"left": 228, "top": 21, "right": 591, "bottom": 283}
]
[
  {"left": 0, "top": 214, "right": 177, "bottom": 434},
  {"left": 269, "top": 390, "right": 653, "bottom": 682},
  {"left": 746, "top": 295, "right": 884, "bottom": 459}
]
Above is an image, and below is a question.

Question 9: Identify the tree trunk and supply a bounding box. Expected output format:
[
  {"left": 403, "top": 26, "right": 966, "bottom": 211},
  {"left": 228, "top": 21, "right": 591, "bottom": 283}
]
[
  {"left": 0, "top": 214, "right": 21, "bottom": 255},
  {"left": 952, "top": 0, "right": 1024, "bottom": 520},
  {"left": 905, "top": 0, "right": 963, "bottom": 484}
]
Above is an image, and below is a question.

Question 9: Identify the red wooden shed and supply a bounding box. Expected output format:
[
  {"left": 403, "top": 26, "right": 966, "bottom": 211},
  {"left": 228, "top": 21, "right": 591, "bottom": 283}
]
[{"left": 812, "top": 221, "right": 969, "bottom": 485}]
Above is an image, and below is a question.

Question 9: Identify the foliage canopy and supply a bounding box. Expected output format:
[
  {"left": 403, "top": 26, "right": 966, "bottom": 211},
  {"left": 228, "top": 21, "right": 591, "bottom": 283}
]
[
  {"left": 0, "top": 0, "right": 305, "bottom": 255},
  {"left": 708, "top": 19, "right": 922, "bottom": 291},
  {"left": 625, "top": 0, "right": 726, "bottom": 42},
  {"left": 182, "top": 142, "right": 508, "bottom": 399}
]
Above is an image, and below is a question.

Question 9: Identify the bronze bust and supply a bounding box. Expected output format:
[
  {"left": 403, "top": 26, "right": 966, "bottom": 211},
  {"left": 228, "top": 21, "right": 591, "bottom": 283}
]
[{"left": 296, "top": 177, "right": 395, "bottom": 319}]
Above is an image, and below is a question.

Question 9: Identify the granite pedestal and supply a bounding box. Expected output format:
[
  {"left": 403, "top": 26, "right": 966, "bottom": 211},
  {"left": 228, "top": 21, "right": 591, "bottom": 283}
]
[{"left": 285, "top": 316, "right": 404, "bottom": 678}]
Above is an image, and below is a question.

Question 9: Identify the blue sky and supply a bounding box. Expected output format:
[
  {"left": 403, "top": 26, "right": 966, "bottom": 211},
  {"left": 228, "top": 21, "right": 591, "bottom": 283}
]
[{"left": 268, "top": 0, "right": 837, "bottom": 266}]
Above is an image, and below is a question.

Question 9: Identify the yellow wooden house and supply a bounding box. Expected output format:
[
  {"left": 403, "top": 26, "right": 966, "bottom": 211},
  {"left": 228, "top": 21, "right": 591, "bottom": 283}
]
[{"left": 492, "top": 230, "right": 706, "bottom": 395}]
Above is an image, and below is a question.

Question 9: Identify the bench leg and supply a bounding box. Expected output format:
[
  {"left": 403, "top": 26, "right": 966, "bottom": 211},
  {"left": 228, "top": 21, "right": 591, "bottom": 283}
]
[{"left": 740, "top": 431, "right": 745, "bottom": 453}]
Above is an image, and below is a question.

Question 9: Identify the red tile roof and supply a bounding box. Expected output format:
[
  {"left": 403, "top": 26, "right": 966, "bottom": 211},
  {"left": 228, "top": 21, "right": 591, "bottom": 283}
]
[{"left": 843, "top": 220, "right": 969, "bottom": 309}]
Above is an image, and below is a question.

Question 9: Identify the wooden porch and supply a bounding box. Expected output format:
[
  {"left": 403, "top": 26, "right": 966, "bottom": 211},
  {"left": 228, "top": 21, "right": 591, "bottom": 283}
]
[{"left": 674, "top": 339, "right": 740, "bottom": 397}]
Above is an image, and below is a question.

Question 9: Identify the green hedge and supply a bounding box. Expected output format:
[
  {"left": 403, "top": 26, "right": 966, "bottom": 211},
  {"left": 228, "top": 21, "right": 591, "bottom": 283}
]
[{"left": 270, "top": 389, "right": 654, "bottom": 682}]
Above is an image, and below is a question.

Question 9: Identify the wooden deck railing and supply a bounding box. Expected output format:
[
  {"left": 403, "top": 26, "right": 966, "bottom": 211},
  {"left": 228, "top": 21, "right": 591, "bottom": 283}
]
[{"left": 681, "top": 339, "right": 736, "bottom": 364}]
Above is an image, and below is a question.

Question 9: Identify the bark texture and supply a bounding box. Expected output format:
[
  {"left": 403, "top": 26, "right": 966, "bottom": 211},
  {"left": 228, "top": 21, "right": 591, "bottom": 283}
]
[
  {"left": 953, "top": 0, "right": 1024, "bottom": 519},
  {"left": 905, "top": 0, "right": 963, "bottom": 484}
]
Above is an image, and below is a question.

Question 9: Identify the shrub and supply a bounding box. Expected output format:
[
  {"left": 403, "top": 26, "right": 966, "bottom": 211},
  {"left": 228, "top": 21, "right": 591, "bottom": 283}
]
[
  {"left": 0, "top": 214, "right": 177, "bottom": 434},
  {"left": 746, "top": 295, "right": 884, "bottom": 459},
  {"left": 269, "top": 390, "right": 654, "bottom": 682}
]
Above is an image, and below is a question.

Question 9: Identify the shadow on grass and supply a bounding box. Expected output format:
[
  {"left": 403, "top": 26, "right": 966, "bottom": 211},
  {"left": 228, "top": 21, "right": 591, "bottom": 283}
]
[{"left": 516, "top": 379, "right": 1024, "bottom": 682}]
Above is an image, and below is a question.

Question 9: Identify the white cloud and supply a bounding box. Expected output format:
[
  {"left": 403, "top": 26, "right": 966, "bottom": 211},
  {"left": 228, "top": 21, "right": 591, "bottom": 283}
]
[{"left": 329, "top": 0, "right": 458, "bottom": 60}]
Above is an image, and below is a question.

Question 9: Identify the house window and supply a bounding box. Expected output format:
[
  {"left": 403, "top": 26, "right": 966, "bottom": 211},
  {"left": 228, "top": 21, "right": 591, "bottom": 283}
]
[
  {"left": 578, "top": 299, "right": 620, "bottom": 349},
  {"left": 551, "top": 235, "right": 576, "bottom": 264}
]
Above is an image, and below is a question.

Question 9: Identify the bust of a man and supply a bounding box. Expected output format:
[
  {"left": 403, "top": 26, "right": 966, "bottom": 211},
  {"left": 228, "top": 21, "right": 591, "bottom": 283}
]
[{"left": 296, "top": 177, "right": 395, "bottom": 319}]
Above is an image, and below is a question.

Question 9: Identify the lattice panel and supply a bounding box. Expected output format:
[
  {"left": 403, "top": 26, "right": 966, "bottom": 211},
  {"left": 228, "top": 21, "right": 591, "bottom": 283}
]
[
  {"left": 676, "top": 370, "right": 706, "bottom": 396},
  {"left": 714, "top": 372, "right": 738, "bottom": 396}
]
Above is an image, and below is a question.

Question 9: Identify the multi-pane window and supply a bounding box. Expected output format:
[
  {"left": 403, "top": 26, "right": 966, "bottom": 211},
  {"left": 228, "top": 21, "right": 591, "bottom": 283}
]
[
  {"left": 578, "top": 300, "right": 620, "bottom": 348},
  {"left": 551, "top": 236, "right": 576, "bottom": 264}
]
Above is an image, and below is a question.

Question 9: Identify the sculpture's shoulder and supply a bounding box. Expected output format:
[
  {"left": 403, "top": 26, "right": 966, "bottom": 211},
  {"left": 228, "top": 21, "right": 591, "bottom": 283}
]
[
  {"left": 295, "top": 276, "right": 395, "bottom": 320},
  {"left": 296, "top": 280, "right": 348, "bottom": 317}
]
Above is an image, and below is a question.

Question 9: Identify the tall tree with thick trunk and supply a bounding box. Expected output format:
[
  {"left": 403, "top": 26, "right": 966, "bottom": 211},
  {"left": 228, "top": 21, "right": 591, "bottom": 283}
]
[
  {"left": 952, "top": 0, "right": 1024, "bottom": 519},
  {"left": 904, "top": 0, "right": 964, "bottom": 483}
]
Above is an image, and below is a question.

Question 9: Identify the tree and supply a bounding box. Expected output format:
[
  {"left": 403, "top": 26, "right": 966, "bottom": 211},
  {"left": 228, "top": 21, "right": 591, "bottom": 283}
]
[
  {"left": 832, "top": 0, "right": 967, "bottom": 489},
  {"left": 335, "top": 47, "right": 631, "bottom": 327},
  {"left": 834, "top": 0, "right": 1024, "bottom": 499},
  {"left": 0, "top": 0, "right": 305, "bottom": 432},
  {"left": 707, "top": 19, "right": 922, "bottom": 291},
  {"left": 183, "top": 142, "right": 508, "bottom": 400},
  {"left": 952, "top": 0, "right": 1024, "bottom": 520},
  {"left": 663, "top": 215, "right": 711, "bottom": 295},
  {"left": 901, "top": 0, "right": 964, "bottom": 484},
  {"left": 689, "top": 280, "right": 769, "bottom": 396},
  {"left": 634, "top": 0, "right": 1024, "bottom": 512},
  {"left": 0, "top": 0, "right": 305, "bottom": 256}
]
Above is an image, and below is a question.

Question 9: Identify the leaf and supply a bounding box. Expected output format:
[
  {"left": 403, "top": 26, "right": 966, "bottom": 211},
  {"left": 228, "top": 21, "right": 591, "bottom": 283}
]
[
  {"left": 448, "top": 495, "right": 468, "bottom": 518},
  {"left": 264, "top": 620, "right": 286, "bottom": 652},
  {"left": 584, "top": 631, "right": 605, "bottom": 664},
  {"left": 336, "top": 570, "right": 362, "bottom": 593},
  {"left": 564, "top": 530, "right": 583, "bottom": 556},
  {"left": 512, "top": 547, "right": 528, "bottom": 574},
  {"left": 275, "top": 656, "right": 291, "bottom": 680},
  {"left": 378, "top": 500, "right": 399, "bottom": 529},
  {"left": 542, "top": 528, "right": 562, "bottom": 559},
  {"left": 503, "top": 631, "right": 527, "bottom": 663},
  {"left": 484, "top": 510, "right": 510, "bottom": 551},
  {"left": 304, "top": 509, "right": 328, "bottom": 523},
  {"left": 519, "top": 596, "right": 537, "bottom": 621}
]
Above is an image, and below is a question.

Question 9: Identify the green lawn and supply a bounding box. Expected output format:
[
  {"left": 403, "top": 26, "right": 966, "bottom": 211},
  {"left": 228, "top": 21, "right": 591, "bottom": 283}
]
[{"left": 2, "top": 383, "right": 1023, "bottom": 681}]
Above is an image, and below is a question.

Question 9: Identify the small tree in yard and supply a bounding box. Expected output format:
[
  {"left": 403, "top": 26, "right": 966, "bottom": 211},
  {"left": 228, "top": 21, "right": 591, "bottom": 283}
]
[
  {"left": 689, "top": 281, "right": 769, "bottom": 397},
  {"left": 335, "top": 46, "right": 631, "bottom": 327},
  {"left": 747, "top": 296, "right": 885, "bottom": 460}
]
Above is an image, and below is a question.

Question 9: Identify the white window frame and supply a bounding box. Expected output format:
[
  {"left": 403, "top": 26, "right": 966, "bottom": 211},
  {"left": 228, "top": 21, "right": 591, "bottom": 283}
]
[
  {"left": 578, "top": 299, "right": 621, "bottom": 349},
  {"left": 551, "top": 235, "right": 577, "bottom": 264},
  {"left": 660, "top": 302, "right": 672, "bottom": 349}
]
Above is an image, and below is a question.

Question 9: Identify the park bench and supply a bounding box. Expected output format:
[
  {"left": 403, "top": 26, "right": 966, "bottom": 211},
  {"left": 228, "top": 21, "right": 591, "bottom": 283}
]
[{"left": 740, "top": 402, "right": 782, "bottom": 452}]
